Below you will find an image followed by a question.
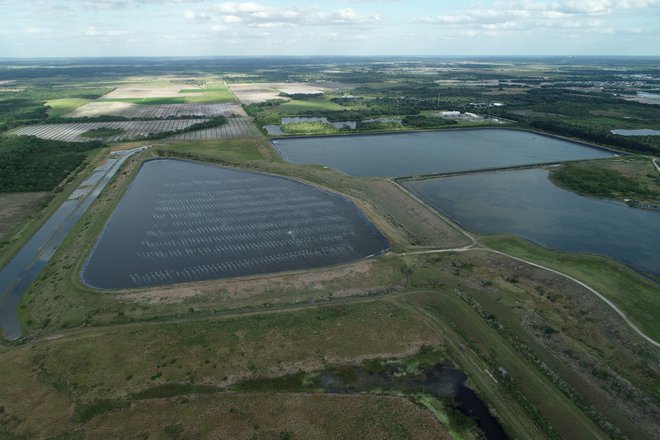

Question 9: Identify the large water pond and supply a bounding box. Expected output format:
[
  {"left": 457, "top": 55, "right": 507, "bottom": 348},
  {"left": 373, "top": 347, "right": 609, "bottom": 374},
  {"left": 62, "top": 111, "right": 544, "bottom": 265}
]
[
  {"left": 82, "top": 159, "right": 388, "bottom": 290},
  {"left": 404, "top": 169, "right": 660, "bottom": 277},
  {"left": 272, "top": 129, "right": 615, "bottom": 177}
]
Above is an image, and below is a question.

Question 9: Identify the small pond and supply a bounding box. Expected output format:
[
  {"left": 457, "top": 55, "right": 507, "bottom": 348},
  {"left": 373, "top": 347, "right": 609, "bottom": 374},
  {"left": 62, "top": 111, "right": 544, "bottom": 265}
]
[
  {"left": 404, "top": 168, "right": 660, "bottom": 276},
  {"left": 272, "top": 129, "right": 615, "bottom": 177},
  {"left": 611, "top": 129, "right": 660, "bottom": 136},
  {"left": 82, "top": 159, "right": 388, "bottom": 290}
]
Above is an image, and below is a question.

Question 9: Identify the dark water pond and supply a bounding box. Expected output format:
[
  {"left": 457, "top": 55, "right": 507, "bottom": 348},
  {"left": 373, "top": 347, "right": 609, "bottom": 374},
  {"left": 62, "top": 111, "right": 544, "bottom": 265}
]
[
  {"left": 237, "top": 359, "right": 507, "bottom": 439},
  {"left": 404, "top": 169, "right": 660, "bottom": 276},
  {"left": 272, "top": 129, "right": 615, "bottom": 177},
  {"left": 82, "top": 159, "right": 388, "bottom": 290},
  {"left": 319, "top": 363, "right": 508, "bottom": 439}
]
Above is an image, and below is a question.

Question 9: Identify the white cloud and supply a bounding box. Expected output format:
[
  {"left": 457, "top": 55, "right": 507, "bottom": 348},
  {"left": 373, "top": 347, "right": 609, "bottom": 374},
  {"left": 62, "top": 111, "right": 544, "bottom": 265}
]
[
  {"left": 418, "top": 0, "right": 660, "bottom": 34},
  {"left": 184, "top": 2, "right": 381, "bottom": 28}
]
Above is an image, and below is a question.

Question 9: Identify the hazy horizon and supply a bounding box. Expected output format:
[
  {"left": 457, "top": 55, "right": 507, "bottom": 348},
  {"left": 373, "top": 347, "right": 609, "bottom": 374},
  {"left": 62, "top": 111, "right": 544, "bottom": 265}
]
[{"left": 1, "top": 0, "right": 659, "bottom": 58}]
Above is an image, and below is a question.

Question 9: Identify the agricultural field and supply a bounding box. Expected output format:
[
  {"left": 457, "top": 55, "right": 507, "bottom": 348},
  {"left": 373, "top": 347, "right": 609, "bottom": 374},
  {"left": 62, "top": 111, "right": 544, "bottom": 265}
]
[
  {"left": 63, "top": 102, "right": 245, "bottom": 119},
  {"left": 229, "top": 82, "right": 328, "bottom": 105},
  {"left": 168, "top": 117, "right": 261, "bottom": 141},
  {"left": 9, "top": 119, "right": 209, "bottom": 142},
  {"left": 98, "top": 81, "right": 236, "bottom": 105},
  {"left": 100, "top": 84, "right": 204, "bottom": 99}
]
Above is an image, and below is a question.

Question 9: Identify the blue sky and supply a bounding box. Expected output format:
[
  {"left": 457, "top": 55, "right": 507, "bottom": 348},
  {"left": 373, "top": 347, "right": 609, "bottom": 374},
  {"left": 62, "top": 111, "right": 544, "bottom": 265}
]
[{"left": 0, "top": 0, "right": 659, "bottom": 57}]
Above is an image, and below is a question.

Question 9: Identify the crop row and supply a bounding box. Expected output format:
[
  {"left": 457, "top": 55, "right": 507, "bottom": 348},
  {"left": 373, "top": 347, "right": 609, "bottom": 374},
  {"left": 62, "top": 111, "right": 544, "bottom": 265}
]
[
  {"left": 64, "top": 102, "right": 241, "bottom": 119},
  {"left": 168, "top": 117, "right": 261, "bottom": 140},
  {"left": 10, "top": 119, "right": 208, "bottom": 142}
]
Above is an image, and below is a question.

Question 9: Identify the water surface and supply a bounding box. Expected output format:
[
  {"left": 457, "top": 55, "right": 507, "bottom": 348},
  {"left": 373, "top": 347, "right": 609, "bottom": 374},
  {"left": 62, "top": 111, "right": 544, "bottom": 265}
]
[
  {"left": 273, "top": 129, "right": 614, "bottom": 177},
  {"left": 611, "top": 129, "right": 660, "bottom": 136},
  {"left": 404, "top": 169, "right": 660, "bottom": 276},
  {"left": 83, "top": 159, "right": 388, "bottom": 290},
  {"left": 0, "top": 147, "right": 145, "bottom": 340}
]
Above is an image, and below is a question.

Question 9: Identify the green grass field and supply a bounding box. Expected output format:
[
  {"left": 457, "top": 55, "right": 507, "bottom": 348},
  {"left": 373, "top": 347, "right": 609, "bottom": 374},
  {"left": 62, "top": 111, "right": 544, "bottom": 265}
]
[
  {"left": 45, "top": 98, "right": 91, "bottom": 117},
  {"left": 276, "top": 97, "right": 345, "bottom": 113},
  {"left": 97, "top": 97, "right": 189, "bottom": 105}
]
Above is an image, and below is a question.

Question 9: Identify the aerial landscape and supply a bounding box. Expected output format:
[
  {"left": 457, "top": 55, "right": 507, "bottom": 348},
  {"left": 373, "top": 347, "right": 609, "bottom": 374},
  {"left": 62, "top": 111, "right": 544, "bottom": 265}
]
[{"left": 0, "top": 1, "right": 659, "bottom": 439}]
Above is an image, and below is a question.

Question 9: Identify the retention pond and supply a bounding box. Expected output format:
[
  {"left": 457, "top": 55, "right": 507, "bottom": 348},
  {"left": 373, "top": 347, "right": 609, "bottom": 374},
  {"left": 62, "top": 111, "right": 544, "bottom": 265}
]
[
  {"left": 82, "top": 159, "right": 388, "bottom": 290},
  {"left": 404, "top": 168, "right": 660, "bottom": 277},
  {"left": 272, "top": 129, "right": 615, "bottom": 177}
]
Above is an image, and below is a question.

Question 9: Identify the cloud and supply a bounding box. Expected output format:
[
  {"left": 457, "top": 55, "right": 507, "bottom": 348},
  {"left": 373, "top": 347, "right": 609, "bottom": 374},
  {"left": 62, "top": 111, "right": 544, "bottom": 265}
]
[
  {"left": 418, "top": 0, "right": 660, "bottom": 34},
  {"left": 183, "top": 2, "right": 381, "bottom": 29}
]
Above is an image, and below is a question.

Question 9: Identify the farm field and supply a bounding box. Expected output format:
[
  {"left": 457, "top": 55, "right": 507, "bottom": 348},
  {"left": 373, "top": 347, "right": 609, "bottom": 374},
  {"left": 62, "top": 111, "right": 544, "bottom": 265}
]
[
  {"left": 168, "top": 117, "right": 261, "bottom": 141},
  {"left": 229, "top": 82, "right": 328, "bottom": 105},
  {"left": 9, "top": 119, "right": 208, "bottom": 142},
  {"left": 97, "top": 81, "right": 237, "bottom": 105},
  {"left": 64, "top": 102, "right": 245, "bottom": 119},
  {"left": 100, "top": 84, "right": 203, "bottom": 99}
]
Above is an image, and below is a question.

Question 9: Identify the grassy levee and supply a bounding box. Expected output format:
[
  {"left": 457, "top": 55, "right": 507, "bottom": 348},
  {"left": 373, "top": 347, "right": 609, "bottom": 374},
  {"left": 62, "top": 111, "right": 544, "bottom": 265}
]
[
  {"left": 481, "top": 235, "right": 660, "bottom": 342},
  {"left": 399, "top": 251, "right": 658, "bottom": 439},
  {"left": 0, "top": 147, "right": 105, "bottom": 272},
  {"left": 401, "top": 292, "right": 595, "bottom": 440},
  {"left": 163, "top": 137, "right": 278, "bottom": 162}
]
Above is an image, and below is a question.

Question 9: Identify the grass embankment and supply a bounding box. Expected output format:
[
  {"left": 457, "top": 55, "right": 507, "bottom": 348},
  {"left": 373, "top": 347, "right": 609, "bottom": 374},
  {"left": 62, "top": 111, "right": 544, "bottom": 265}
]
[
  {"left": 162, "top": 138, "right": 276, "bottom": 162},
  {"left": 550, "top": 156, "right": 660, "bottom": 205},
  {"left": 482, "top": 235, "right": 660, "bottom": 341},
  {"left": 400, "top": 251, "right": 658, "bottom": 439}
]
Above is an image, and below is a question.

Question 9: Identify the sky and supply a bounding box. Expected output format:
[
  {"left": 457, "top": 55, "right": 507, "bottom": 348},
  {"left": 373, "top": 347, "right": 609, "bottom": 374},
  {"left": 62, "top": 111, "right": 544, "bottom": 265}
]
[{"left": 0, "top": 0, "right": 659, "bottom": 57}]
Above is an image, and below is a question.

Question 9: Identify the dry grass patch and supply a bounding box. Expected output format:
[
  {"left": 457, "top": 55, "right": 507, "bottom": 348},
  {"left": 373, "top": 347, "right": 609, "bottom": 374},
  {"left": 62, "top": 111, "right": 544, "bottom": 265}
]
[
  {"left": 84, "top": 393, "right": 449, "bottom": 440},
  {"left": 0, "top": 192, "right": 47, "bottom": 239}
]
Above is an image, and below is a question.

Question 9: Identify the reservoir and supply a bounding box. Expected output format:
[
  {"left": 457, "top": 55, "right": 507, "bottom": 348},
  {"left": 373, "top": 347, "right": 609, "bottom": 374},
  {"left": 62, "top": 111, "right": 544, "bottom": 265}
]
[
  {"left": 404, "top": 169, "right": 660, "bottom": 277},
  {"left": 82, "top": 159, "right": 388, "bottom": 290},
  {"left": 272, "top": 129, "right": 615, "bottom": 177}
]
